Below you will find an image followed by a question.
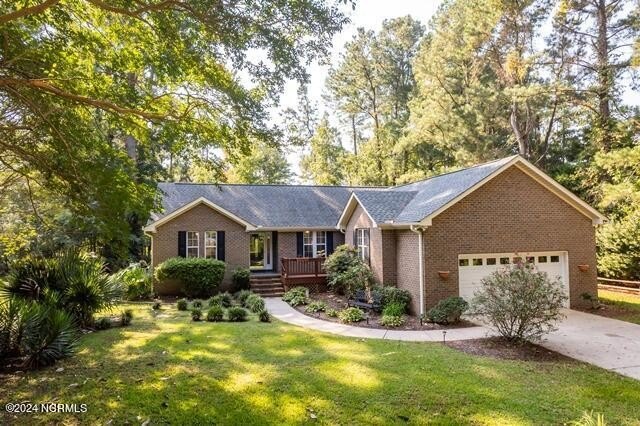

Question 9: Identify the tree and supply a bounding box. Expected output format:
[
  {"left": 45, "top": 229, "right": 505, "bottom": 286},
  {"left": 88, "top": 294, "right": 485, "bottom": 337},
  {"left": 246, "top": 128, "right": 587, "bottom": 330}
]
[
  {"left": 300, "top": 117, "right": 346, "bottom": 185},
  {"left": 0, "top": 0, "right": 350, "bottom": 263},
  {"left": 226, "top": 142, "right": 292, "bottom": 184}
]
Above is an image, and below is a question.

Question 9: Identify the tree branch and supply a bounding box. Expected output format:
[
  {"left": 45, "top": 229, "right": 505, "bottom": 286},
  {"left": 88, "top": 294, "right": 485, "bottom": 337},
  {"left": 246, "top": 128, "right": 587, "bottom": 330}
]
[{"left": 0, "top": 0, "right": 61, "bottom": 25}]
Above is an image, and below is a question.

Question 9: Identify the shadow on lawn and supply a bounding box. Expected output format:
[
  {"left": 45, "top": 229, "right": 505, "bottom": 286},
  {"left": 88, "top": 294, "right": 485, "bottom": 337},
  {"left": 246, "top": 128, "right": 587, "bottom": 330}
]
[{"left": 2, "top": 304, "right": 640, "bottom": 425}]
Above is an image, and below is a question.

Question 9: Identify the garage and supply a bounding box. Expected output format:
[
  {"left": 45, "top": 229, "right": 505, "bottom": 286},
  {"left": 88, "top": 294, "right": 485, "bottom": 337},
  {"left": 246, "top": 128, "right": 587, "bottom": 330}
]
[{"left": 457, "top": 251, "right": 570, "bottom": 307}]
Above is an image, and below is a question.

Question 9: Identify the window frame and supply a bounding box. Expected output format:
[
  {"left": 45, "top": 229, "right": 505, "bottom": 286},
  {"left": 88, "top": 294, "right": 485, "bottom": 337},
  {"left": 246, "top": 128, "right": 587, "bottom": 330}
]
[
  {"left": 303, "top": 231, "right": 327, "bottom": 258},
  {"left": 204, "top": 231, "right": 217, "bottom": 259},
  {"left": 186, "top": 231, "right": 199, "bottom": 258},
  {"left": 355, "top": 228, "right": 370, "bottom": 263}
]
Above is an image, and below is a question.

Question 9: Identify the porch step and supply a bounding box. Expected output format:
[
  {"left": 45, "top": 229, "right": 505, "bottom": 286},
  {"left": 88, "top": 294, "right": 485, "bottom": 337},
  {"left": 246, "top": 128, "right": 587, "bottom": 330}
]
[{"left": 250, "top": 275, "right": 284, "bottom": 297}]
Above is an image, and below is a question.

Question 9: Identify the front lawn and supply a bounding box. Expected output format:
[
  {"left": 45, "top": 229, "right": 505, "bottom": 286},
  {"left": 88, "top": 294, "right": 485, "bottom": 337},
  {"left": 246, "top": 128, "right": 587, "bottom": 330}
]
[
  {"left": 597, "top": 289, "right": 640, "bottom": 325},
  {"left": 2, "top": 303, "right": 640, "bottom": 425}
]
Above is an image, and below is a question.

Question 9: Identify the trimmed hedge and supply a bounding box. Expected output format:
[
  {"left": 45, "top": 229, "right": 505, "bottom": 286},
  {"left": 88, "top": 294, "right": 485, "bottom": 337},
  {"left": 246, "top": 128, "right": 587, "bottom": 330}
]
[{"left": 155, "top": 257, "right": 225, "bottom": 298}]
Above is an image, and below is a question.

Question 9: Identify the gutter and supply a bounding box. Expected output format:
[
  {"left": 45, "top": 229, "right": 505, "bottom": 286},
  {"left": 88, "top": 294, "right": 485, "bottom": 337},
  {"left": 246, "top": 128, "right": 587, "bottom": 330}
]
[{"left": 410, "top": 225, "right": 425, "bottom": 316}]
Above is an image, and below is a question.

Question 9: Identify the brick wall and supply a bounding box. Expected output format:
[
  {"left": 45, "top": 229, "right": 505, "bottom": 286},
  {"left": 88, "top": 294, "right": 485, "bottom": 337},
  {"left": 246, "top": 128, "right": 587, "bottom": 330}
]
[
  {"left": 151, "top": 203, "right": 249, "bottom": 292},
  {"left": 395, "top": 230, "right": 422, "bottom": 314},
  {"left": 421, "top": 165, "right": 597, "bottom": 310},
  {"left": 345, "top": 205, "right": 385, "bottom": 283}
]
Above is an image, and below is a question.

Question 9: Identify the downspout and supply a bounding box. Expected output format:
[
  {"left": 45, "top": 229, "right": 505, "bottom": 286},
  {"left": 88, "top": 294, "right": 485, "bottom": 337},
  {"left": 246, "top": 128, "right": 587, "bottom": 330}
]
[{"left": 410, "top": 225, "right": 425, "bottom": 316}]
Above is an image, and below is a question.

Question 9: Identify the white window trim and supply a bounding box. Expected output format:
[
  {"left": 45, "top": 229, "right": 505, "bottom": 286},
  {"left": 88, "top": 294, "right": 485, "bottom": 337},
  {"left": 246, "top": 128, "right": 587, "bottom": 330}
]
[
  {"left": 186, "top": 231, "right": 199, "bottom": 258},
  {"left": 355, "top": 228, "right": 370, "bottom": 263},
  {"left": 204, "top": 231, "right": 217, "bottom": 259},
  {"left": 303, "top": 231, "right": 327, "bottom": 258}
]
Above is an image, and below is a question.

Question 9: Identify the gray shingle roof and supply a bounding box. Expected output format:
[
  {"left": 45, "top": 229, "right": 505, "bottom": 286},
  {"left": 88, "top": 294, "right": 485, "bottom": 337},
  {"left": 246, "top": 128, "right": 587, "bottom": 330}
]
[
  {"left": 153, "top": 183, "right": 383, "bottom": 228},
  {"left": 151, "top": 155, "right": 518, "bottom": 229},
  {"left": 389, "top": 155, "right": 516, "bottom": 222}
]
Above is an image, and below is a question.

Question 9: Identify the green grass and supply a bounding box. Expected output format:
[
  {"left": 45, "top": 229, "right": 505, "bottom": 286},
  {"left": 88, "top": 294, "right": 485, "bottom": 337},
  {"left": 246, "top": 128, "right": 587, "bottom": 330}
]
[
  {"left": 2, "top": 303, "right": 640, "bottom": 425},
  {"left": 598, "top": 289, "right": 640, "bottom": 324}
]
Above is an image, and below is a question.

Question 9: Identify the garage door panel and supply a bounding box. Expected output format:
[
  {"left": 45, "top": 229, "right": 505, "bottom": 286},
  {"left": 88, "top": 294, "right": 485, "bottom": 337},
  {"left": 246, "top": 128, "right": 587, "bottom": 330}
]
[{"left": 457, "top": 251, "right": 569, "bottom": 307}]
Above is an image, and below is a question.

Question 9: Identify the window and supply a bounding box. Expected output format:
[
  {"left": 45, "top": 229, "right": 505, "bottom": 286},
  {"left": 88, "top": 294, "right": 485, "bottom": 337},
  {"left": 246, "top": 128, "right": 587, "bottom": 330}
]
[
  {"left": 459, "top": 258, "right": 469, "bottom": 267},
  {"left": 513, "top": 256, "right": 522, "bottom": 264},
  {"left": 526, "top": 256, "right": 535, "bottom": 264},
  {"left": 538, "top": 256, "right": 548, "bottom": 263},
  {"left": 186, "top": 231, "right": 199, "bottom": 258},
  {"left": 303, "top": 231, "right": 327, "bottom": 258},
  {"left": 550, "top": 255, "right": 560, "bottom": 263},
  {"left": 486, "top": 258, "right": 496, "bottom": 265},
  {"left": 204, "top": 231, "right": 217, "bottom": 259},
  {"left": 355, "top": 228, "right": 370, "bottom": 263},
  {"left": 472, "top": 258, "right": 483, "bottom": 266},
  {"left": 500, "top": 257, "right": 510, "bottom": 265}
]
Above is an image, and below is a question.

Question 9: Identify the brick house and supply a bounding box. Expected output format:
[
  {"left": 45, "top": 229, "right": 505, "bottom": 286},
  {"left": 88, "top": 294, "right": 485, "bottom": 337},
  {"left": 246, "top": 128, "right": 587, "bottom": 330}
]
[{"left": 145, "top": 155, "right": 605, "bottom": 314}]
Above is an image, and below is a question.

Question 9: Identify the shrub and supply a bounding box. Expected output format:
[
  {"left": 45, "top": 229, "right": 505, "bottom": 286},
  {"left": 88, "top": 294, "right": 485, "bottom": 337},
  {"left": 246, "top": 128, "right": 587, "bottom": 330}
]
[
  {"left": 227, "top": 306, "right": 248, "bottom": 322},
  {"left": 245, "top": 294, "right": 265, "bottom": 313},
  {"left": 209, "top": 292, "right": 232, "bottom": 308},
  {"left": 375, "top": 286, "right": 411, "bottom": 311},
  {"left": 113, "top": 263, "right": 153, "bottom": 300},
  {"left": 231, "top": 268, "right": 251, "bottom": 292},
  {"left": 426, "top": 297, "right": 469, "bottom": 325},
  {"left": 206, "top": 305, "right": 224, "bottom": 322},
  {"left": 121, "top": 309, "right": 133, "bottom": 326},
  {"left": 326, "top": 308, "right": 338, "bottom": 318},
  {"left": 382, "top": 302, "right": 405, "bottom": 317},
  {"left": 338, "top": 307, "right": 365, "bottom": 323},
  {"left": 154, "top": 257, "right": 225, "bottom": 298},
  {"left": 305, "top": 300, "right": 327, "bottom": 313},
  {"left": 282, "top": 287, "right": 309, "bottom": 307},
  {"left": 191, "top": 299, "right": 203, "bottom": 309},
  {"left": 191, "top": 308, "right": 203, "bottom": 321},
  {"left": 176, "top": 298, "right": 188, "bottom": 311},
  {"left": 152, "top": 300, "right": 162, "bottom": 310},
  {"left": 257, "top": 309, "right": 271, "bottom": 322},
  {"left": 235, "top": 289, "right": 254, "bottom": 305},
  {"left": 324, "top": 245, "right": 373, "bottom": 297},
  {"left": 380, "top": 315, "right": 405, "bottom": 327},
  {"left": 472, "top": 263, "right": 567, "bottom": 342},
  {"left": 94, "top": 317, "right": 112, "bottom": 330}
]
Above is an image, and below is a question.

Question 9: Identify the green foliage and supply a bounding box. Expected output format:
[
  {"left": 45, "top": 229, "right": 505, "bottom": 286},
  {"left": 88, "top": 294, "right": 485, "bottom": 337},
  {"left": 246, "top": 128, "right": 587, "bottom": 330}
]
[
  {"left": 257, "top": 309, "right": 271, "bottom": 323},
  {"left": 282, "top": 287, "right": 309, "bottom": 307},
  {"left": 426, "top": 297, "right": 469, "bottom": 325},
  {"left": 324, "top": 245, "right": 373, "bottom": 296},
  {"left": 176, "top": 299, "right": 189, "bottom": 311},
  {"left": 154, "top": 257, "right": 225, "bottom": 298},
  {"left": 113, "top": 264, "right": 154, "bottom": 301},
  {"left": 206, "top": 306, "right": 224, "bottom": 322},
  {"left": 227, "top": 141, "right": 292, "bottom": 184},
  {"left": 209, "top": 292, "right": 233, "bottom": 308},
  {"left": 95, "top": 317, "right": 112, "bottom": 330},
  {"left": 231, "top": 268, "right": 251, "bottom": 292},
  {"left": 235, "top": 290, "right": 255, "bottom": 306},
  {"left": 227, "top": 307, "right": 248, "bottom": 322},
  {"left": 300, "top": 117, "right": 346, "bottom": 185},
  {"left": 375, "top": 286, "right": 411, "bottom": 312},
  {"left": 380, "top": 315, "right": 405, "bottom": 328},
  {"left": 152, "top": 301, "right": 162, "bottom": 310},
  {"left": 244, "top": 294, "right": 266, "bottom": 313},
  {"left": 305, "top": 300, "right": 327, "bottom": 313},
  {"left": 326, "top": 308, "right": 339, "bottom": 318},
  {"left": 191, "top": 300, "right": 203, "bottom": 309},
  {"left": 191, "top": 308, "right": 203, "bottom": 322},
  {"left": 472, "top": 264, "right": 567, "bottom": 341},
  {"left": 571, "top": 411, "right": 607, "bottom": 426},
  {"left": 121, "top": 309, "right": 133, "bottom": 326},
  {"left": 382, "top": 302, "right": 405, "bottom": 318},
  {"left": 338, "top": 307, "right": 365, "bottom": 323}
]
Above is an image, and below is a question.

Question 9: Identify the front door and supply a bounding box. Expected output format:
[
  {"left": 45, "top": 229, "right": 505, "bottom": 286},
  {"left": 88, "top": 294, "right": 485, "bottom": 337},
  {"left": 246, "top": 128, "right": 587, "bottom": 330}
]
[{"left": 250, "top": 232, "right": 273, "bottom": 270}]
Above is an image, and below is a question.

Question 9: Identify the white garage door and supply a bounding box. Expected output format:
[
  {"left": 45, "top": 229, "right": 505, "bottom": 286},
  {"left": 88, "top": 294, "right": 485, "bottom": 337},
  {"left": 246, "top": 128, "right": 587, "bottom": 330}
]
[{"left": 458, "top": 251, "right": 570, "bottom": 307}]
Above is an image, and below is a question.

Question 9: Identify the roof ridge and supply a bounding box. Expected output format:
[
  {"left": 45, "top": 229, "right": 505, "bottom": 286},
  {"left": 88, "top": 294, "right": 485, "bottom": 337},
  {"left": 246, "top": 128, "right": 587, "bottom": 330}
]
[
  {"left": 158, "top": 182, "right": 386, "bottom": 189},
  {"left": 391, "top": 155, "right": 519, "bottom": 190}
]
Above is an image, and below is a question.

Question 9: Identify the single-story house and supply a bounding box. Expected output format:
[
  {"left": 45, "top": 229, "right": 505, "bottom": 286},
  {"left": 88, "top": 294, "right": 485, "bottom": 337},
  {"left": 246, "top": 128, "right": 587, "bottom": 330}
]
[{"left": 144, "top": 155, "right": 605, "bottom": 314}]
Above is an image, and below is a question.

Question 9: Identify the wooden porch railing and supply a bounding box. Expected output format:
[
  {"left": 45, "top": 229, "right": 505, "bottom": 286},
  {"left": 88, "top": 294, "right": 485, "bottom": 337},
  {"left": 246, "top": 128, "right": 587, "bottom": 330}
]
[{"left": 280, "top": 257, "right": 327, "bottom": 289}]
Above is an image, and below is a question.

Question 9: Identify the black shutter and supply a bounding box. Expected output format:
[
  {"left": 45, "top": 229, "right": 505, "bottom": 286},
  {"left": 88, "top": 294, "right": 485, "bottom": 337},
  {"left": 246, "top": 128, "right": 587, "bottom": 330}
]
[
  {"left": 296, "top": 232, "right": 304, "bottom": 257},
  {"left": 217, "top": 231, "right": 225, "bottom": 261},
  {"left": 352, "top": 229, "right": 357, "bottom": 247},
  {"left": 272, "top": 232, "right": 278, "bottom": 271},
  {"left": 178, "top": 231, "right": 186, "bottom": 257},
  {"left": 326, "top": 232, "right": 334, "bottom": 256}
]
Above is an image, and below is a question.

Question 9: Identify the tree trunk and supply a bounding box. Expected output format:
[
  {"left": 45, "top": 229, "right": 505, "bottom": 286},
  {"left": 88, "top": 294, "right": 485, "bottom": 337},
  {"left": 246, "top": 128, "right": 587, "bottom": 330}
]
[{"left": 595, "top": 0, "right": 612, "bottom": 151}]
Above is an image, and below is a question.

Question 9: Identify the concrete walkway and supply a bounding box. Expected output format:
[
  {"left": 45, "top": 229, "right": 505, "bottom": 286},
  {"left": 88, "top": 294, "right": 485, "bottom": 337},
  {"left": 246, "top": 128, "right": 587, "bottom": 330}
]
[
  {"left": 265, "top": 298, "right": 493, "bottom": 342},
  {"left": 266, "top": 299, "right": 640, "bottom": 380}
]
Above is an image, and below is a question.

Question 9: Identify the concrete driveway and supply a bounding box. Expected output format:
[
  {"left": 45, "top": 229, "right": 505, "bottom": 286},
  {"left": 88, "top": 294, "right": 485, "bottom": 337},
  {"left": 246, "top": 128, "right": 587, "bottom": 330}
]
[{"left": 541, "top": 309, "right": 640, "bottom": 380}]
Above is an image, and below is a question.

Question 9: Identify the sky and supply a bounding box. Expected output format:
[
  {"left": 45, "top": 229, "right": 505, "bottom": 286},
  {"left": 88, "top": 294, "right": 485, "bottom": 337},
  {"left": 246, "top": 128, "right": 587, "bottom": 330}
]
[{"left": 279, "top": 0, "right": 444, "bottom": 179}]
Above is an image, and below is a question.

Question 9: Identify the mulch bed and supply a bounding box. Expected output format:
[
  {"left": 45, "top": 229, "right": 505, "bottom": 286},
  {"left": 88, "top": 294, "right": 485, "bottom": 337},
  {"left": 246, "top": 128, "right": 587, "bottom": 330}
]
[
  {"left": 296, "top": 292, "right": 476, "bottom": 330},
  {"left": 445, "top": 337, "right": 575, "bottom": 362}
]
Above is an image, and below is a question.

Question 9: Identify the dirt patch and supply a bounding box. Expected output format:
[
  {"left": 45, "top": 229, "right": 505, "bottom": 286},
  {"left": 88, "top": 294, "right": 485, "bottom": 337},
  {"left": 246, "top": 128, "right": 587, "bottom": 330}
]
[
  {"left": 296, "top": 292, "right": 476, "bottom": 330},
  {"left": 446, "top": 337, "right": 574, "bottom": 362}
]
